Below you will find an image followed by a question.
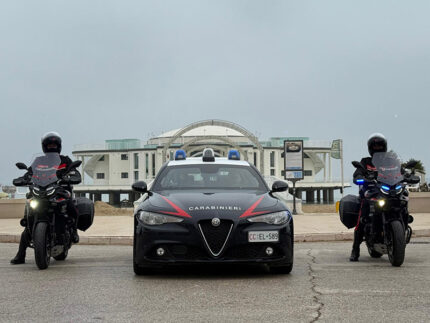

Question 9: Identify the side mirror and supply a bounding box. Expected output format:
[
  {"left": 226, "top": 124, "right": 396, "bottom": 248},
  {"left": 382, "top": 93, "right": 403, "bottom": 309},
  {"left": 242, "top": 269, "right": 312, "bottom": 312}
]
[
  {"left": 68, "top": 160, "right": 82, "bottom": 171},
  {"left": 13, "top": 178, "right": 27, "bottom": 186},
  {"left": 271, "top": 181, "right": 288, "bottom": 193},
  {"left": 404, "top": 160, "right": 418, "bottom": 169},
  {"left": 16, "top": 162, "right": 28, "bottom": 170},
  {"left": 132, "top": 181, "right": 148, "bottom": 193},
  {"left": 352, "top": 161, "right": 365, "bottom": 170},
  {"left": 408, "top": 175, "right": 420, "bottom": 184}
]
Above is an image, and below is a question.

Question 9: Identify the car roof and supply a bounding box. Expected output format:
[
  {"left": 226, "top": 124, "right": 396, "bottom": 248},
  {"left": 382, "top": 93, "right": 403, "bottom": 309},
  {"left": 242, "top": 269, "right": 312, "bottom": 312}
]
[{"left": 167, "top": 157, "right": 251, "bottom": 167}]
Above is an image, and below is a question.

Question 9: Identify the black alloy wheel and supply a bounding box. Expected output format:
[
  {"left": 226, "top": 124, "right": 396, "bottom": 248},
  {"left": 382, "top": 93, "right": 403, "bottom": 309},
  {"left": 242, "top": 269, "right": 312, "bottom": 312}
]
[{"left": 33, "top": 222, "right": 51, "bottom": 270}]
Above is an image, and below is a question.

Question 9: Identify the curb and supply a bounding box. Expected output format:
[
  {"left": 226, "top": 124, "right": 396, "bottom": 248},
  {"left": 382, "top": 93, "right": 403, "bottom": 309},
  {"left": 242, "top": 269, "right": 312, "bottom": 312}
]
[{"left": 1, "top": 229, "right": 430, "bottom": 245}]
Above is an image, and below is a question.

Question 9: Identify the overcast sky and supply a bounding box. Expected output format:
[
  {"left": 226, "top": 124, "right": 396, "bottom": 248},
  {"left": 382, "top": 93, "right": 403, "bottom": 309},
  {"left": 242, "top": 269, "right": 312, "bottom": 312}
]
[{"left": 1, "top": 1, "right": 429, "bottom": 185}]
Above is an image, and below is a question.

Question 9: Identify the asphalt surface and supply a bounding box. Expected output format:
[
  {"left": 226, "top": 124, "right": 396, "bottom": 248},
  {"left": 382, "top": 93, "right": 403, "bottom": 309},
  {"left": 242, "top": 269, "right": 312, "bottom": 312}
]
[{"left": 1, "top": 239, "right": 429, "bottom": 323}]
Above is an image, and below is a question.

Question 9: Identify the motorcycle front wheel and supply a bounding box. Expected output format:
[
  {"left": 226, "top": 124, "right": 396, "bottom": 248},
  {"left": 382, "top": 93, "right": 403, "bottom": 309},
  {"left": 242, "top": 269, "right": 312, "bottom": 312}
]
[
  {"left": 34, "top": 222, "right": 51, "bottom": 270},
  {"left": 387, "top": 220, "right": 406, "bottom": 267}
]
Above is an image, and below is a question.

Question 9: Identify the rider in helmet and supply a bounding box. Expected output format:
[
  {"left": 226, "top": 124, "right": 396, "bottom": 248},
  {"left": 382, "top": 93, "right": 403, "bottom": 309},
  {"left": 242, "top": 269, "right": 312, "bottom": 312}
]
[
  {"left": 350, "top": 133, "right": 388, "bottom": 262},
  {"left": 10, "top": 132, "right": 81, "bottom": 264}
]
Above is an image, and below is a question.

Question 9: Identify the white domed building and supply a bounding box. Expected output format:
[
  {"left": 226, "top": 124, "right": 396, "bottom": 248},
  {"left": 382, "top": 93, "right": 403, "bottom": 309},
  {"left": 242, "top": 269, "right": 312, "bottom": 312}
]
[{"left": 72, "top": 120, "right": 348, "bottom": 209}]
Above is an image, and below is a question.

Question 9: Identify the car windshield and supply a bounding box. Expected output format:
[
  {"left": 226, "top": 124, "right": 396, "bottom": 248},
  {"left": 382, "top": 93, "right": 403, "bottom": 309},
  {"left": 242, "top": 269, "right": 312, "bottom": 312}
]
[
  {"left": 152, "top": 164, "right": 268, "bottom": 192},
  {"left": 30, "top": 153, "right": 61, "bottom": 187},
  {"left": 372, "top": 151, "right": 404, "bottom": 186}
]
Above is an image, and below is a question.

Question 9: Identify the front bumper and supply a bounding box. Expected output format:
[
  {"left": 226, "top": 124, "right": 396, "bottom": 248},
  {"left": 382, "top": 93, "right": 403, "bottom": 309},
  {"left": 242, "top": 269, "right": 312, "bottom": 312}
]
[{"left": 134, "top": 219, "right": 294, "bottom": 267}]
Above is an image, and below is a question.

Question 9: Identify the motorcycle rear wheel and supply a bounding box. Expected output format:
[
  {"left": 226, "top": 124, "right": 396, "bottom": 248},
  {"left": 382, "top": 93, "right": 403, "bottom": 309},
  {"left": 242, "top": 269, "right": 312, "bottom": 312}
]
[
  {"left": 387, "top": 220, "right": 406, "bottom": 267},
  {"left": 34, "top": 222, "right": 51, "bottom": 270}
]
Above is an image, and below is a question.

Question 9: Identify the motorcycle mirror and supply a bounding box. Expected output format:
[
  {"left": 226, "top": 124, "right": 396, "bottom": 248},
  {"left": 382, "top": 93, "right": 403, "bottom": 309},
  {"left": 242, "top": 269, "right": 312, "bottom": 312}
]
[
  {"left": 352, "top": 161, "right": 364, "bottom": 169},
  {"left": 404, "top": 160, "right": 418, "bottom": 169},
  {"left": 68, "top": 160, "right": 82, "bottom": 171},
  {"left": 408, "top": 175, "right": 420, "bottom": 185},
  {"left": 16, "top": 162, "right": 28, "bottom": 170}
]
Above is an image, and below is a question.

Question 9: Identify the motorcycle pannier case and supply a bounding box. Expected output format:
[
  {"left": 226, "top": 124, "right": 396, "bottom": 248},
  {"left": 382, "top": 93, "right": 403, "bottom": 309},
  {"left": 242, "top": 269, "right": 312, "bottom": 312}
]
[
  {"left": 339, "top": 194, "right": 360, "bottom": 229},
  {"left": 76, "top": 197, "right": 94, "bottom": 231}
]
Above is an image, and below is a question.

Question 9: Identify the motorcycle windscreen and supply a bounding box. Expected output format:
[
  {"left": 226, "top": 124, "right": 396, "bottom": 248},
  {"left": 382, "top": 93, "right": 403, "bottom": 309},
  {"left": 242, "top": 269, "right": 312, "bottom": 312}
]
[
  {"left": 30, "top": 153, "right": 62, "bottom": 187},
  {"left": 372, "top": 151, "right": 404, "bottom": 186}
]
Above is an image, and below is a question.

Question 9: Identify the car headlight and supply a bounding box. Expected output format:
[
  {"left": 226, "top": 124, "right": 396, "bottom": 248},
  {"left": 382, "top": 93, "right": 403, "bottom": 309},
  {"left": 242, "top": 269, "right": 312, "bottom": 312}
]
[
  {"left": 29, "top": 199, "right": 39, "bottom": 209},
  {"left": 247, "top": 211, "right": 291, "bottom": 225},
  {"left": 138, "top": 211, "right": 184, "bottom": 225}
]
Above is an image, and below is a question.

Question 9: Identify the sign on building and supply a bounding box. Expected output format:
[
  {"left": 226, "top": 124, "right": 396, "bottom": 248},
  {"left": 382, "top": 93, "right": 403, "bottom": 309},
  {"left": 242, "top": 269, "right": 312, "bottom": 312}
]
[{"left": 284, "top": 140, "right": 304, "bottom": 180}]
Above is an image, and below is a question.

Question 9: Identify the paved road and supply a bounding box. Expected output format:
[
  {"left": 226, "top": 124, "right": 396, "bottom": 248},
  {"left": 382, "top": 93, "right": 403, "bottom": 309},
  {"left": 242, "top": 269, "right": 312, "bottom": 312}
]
[{"left": 1, "top": 240, "right": 429, "bottom": 322}]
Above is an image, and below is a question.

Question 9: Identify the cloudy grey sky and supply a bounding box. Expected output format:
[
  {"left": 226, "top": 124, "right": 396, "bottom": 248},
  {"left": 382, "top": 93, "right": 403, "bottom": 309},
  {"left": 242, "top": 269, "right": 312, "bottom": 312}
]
[{"left": 1, "top": 1, "right": 429, "bottom": 185}]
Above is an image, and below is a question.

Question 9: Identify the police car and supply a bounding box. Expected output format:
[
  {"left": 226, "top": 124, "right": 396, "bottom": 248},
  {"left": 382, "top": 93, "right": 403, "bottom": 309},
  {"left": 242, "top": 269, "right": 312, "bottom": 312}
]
[{"left": 132, "top": 148, "right": 294, "bottom": 274}]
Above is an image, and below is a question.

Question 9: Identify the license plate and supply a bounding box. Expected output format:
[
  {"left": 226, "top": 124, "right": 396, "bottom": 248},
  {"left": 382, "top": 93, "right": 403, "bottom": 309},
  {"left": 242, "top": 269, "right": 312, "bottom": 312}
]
[{"left": 248, "top": 231, "right": 279, "bottom": 242}]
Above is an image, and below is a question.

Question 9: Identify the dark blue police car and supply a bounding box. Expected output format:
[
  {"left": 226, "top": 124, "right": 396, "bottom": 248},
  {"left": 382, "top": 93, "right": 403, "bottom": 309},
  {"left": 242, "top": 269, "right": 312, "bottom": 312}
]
[{"left": 132, "top": 148, "right": 294, "bottom": 274}]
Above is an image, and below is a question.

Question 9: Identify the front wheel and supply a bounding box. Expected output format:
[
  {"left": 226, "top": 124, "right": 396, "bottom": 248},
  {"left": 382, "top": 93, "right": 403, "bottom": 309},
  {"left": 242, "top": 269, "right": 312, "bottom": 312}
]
[
  {"left": 33, "top": 222, "right": 51, "bottom": 270},
  {"left": 387, "top": 220, "right": 406, "bottom": 267}
]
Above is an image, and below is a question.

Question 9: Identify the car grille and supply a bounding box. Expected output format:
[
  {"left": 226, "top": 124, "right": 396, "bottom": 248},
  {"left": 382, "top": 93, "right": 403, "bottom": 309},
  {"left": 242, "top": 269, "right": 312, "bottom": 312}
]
[{"left": 198, "top": 219, "right": 233, "bottom": 257}]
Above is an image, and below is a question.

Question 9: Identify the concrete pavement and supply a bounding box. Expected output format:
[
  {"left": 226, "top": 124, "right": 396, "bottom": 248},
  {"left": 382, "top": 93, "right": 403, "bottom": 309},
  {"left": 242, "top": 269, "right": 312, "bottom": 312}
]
[
  {"left": 1, "top": 240, "right": 430, "bottom": 322},
  {"left": 1, "top": 213, "right": 430, "bottom": 245}
]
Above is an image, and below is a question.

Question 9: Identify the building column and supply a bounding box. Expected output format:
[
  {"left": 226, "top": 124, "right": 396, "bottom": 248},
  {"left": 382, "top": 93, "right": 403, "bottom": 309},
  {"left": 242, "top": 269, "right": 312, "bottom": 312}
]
[
  {"left": 94, "top": 193, "right": 102, "bottom": 202},
  {"left": 306, "top": 190, "right": 315, "bottom": 203},
  {"left": 109, "top": 192, "right": 120, "bottom": 206},
  {"left": 323, "top": 189, "right": 329, "bottom": 203},
  {"left": 329, "top": 189, "right": 334, "bottom": 203},
  {"left": 316, "top": 190, "right": 321, "bottom": 202}
]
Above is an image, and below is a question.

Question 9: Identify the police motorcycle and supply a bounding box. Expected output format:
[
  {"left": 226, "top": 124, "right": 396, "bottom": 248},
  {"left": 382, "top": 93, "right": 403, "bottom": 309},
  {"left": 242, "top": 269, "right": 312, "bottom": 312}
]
[
  {"left": 342, "top": 151, "right": 420, "bottom": 266},
  {"left": 13, "top": 153, "right": 94, "bottom": 270}
]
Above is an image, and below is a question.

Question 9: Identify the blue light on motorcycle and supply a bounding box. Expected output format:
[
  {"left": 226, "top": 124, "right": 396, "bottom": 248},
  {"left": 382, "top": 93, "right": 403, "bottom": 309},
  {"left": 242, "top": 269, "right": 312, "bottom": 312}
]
[
  {"left": 355, "top": 179, "right": 364, "bottom": 184},
  {"left": 382, "top": 185, "right": 390, "bottom": 191},
  {"left": 395, "top": 185, "right": 402, "bottom": 190}
]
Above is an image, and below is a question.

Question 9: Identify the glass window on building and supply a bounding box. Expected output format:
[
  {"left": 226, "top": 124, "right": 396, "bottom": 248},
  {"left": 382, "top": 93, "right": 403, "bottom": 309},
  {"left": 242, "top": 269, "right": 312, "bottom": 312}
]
[
  {"left": 99, "top": 156, "right": 105, "bottom": 161},
  {"left": 270, "top": 169, "right": 275, "bottom": 176},
  {"left": 152, "top": 153, "right": 156, "bottom": 177},
  {"left": 169, "top": 151, "right": 174, "bottom": 161},
  {"left": 134, "top": 153, "right": 139, "bottom": 169},
  {"left": 96, "top": 173, "right": 105, "bottom": 179},
  {"left": 145, "top": 153, "right": 149, "bottom": 178},
  {"left": 270, "top": 151, "right": 275, "bottom": 168},
  {"left": 304, "top": 170, "right": 313, "bottom": 177},
  {"left": 253, "top": 152, "right": 257, "bottom": 167},
  {"left": 134, "top": 171, "right": 139, "bottom": 181},
  {"left": 121, "top": 154, "right": 128, "bottom": 161},
  {"left": 121, "top": 172, "right": 128, "bottom": 179}
]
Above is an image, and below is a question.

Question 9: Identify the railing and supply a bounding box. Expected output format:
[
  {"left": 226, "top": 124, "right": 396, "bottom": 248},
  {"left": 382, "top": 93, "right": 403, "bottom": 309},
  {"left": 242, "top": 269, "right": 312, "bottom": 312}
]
[{"left": 73, "top": 143, "right": 107, "bottom": 151}]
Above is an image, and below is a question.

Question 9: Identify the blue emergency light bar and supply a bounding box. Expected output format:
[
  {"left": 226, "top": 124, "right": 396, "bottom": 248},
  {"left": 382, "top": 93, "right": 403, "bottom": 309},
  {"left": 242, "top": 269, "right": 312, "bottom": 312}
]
[
  {"left": 175, "top": 150, "right": 186, "bottom": 160},
  {"left": 228, "top": 150, "right": 240, "bottom": 160}
]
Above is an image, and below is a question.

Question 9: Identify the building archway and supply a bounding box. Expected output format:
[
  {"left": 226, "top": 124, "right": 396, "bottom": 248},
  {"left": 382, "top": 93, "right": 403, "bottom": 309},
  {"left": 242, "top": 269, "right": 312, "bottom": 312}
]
[
  {"left": 161, "top": 120, "right": 264, "bottom": 172},
  {"left": 180, "top": 135, "right": 248, "bottom": 161}
]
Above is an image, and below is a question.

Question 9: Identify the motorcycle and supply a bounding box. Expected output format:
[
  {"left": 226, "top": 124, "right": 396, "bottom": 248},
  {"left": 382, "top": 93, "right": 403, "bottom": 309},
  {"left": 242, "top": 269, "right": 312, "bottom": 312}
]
[
  {"left": 13, "top": 152, "right": 86, "bottom": 270},
  {"left": 351, "top": 151, "right": 420, "bottom": 266}
]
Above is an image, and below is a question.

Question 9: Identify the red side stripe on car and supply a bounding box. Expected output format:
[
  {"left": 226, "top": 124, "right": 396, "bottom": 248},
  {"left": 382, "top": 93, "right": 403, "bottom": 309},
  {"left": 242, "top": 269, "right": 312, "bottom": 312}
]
[
  {"left": 160, "top": 196, "right": 192, "bottom": 218},
  {"left": 239, "top": 196, "right": 267, "bottom": 218}
]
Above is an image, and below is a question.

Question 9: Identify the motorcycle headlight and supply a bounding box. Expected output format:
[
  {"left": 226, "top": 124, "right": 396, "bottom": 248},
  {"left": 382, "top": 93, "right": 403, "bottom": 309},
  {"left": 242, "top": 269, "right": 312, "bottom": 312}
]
[
  {"left": 29, "top": 199, "right": 39, "bottom": 209},
  {"left": 247, "top": 210, "right": 292, "bottom": 225},
  {"left": 395, "top": 184, "right": 403, "bottom": 195},
  {"left": 380, "top": 185, "right": 390, "bottom": 195},
  {"left": 138, "top": 211, "right": 183, "bottom": 225},
  {"left": 32, "top": 187, "right": 40, "bottom": 196},
  {"left": 46, "top": 186, "right": 56, "bottom": 196}
]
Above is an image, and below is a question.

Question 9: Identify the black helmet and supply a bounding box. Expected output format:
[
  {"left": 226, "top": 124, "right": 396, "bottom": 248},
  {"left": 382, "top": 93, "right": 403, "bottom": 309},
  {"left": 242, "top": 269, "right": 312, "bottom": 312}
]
[
  {"left": 367, "top": 133, "right": 387, "bottom": 156},
  {"left": 41, "top": 132, "right": 62, "bottom": 153}
]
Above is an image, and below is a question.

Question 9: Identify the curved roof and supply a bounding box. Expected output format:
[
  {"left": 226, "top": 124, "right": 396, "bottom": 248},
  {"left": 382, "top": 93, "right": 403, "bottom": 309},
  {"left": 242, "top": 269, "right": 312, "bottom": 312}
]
[{"left": 155, "top": 125, "right": 245, "bottom": 139}]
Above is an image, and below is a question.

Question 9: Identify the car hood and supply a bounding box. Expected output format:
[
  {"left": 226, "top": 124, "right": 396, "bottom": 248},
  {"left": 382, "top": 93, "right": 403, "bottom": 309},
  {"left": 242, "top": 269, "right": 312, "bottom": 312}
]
[{"left": 140, "top": 191, "right": 285, "bottom": 220}]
